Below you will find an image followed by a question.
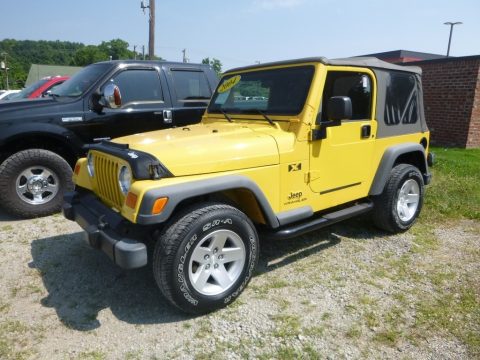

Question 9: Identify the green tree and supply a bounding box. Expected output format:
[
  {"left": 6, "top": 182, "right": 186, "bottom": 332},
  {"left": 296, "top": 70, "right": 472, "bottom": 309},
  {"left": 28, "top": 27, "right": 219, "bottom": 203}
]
[
  {"left": 71, "top": 45, "right": 107, "bottom": 66},
  {"left": 202, "top": 57, "right": 222, "bottom": 75},
  {"left": 98, "top": 39, "right": 134, "bottom": 61}
]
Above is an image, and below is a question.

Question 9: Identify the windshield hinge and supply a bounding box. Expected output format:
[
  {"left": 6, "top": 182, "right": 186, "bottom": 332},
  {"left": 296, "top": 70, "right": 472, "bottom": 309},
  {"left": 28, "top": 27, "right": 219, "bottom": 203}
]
[{"left": 304, "top": 172, "right": 310, "bottom": 183}]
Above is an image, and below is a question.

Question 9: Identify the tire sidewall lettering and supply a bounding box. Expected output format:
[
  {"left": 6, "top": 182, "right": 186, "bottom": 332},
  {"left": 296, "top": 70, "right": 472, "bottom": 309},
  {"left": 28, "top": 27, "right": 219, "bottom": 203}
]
[{"left": 174, "top": 214, "right": 257, "bottom": 309}]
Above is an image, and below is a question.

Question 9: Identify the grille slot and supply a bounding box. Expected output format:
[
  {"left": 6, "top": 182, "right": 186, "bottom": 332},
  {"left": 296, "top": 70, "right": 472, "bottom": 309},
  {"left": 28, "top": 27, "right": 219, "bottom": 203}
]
[{"left": 93, "top": 153, "right": 124, "bottom": 209}]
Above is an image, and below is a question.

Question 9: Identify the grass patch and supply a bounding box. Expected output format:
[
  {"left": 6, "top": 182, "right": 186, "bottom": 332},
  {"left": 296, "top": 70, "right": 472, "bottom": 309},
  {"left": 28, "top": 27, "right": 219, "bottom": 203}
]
[
  {"left": 423, "top": 147, "right": 480, "bottom": 222},
  {"left": 1, "top": 225, "right": 13, "bottom": 232},
  {"left": 260, "top": 344, "right": 320, "bottom": 360},
  {"left": 76, "top": 351, "right": 106, "bottom": 360},
  {"left": 0, "top": 320, "right": 31, "bottom": 359},
  {"left": 346, "top": 325, "right": 362, "bottom": 339},
  {"left": 415, "top": 283, "right": 480, "bottom": 355},
  {"left": 270, "top": 314, "right": 301, "bottom": 338},
  {"left": 373, "top": 329, "right": 402, "bottom": 346}
]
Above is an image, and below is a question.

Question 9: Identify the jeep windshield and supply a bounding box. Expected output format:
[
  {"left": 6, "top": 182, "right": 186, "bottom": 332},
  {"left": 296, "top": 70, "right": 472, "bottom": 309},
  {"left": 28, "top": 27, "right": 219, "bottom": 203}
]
[
  {"left": 208, "top": 65, "right": 314, "bottom": 116},
  {"left": 51, "top": 63, "right": 111, "bottom": 98}
]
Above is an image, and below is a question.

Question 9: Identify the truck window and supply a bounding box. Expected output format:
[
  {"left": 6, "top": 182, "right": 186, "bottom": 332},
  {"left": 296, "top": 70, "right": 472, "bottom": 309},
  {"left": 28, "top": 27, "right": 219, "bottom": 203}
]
[
  {"left": 321, "top": 71, "right": 372, "bottom": 121},
  {"left": 108, "top": 69, "right": 164, "bottom": 105},
  {"left": 384, "top": 72, "right": 418, "bottom": 125},
  {"left": 171, "top": 70, "right": 212, "bottom": 104}
]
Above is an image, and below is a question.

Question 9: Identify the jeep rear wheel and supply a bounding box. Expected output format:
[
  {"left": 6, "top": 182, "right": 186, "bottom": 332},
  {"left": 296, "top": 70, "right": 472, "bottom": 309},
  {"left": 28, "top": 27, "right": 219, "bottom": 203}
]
[
  {"left": 153, "top": 203, "right": 259, "bottom": 314},
  {"left": 372, "top": 164, "right": 424, "bottom": 233},
  {"left": 0, "top": 149, "right": 74, "bottom": 218}
]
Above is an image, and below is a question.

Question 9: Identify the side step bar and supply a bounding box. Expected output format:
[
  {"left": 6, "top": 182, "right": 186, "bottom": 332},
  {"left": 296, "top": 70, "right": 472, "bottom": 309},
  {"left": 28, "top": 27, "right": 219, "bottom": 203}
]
[{"left": 265, "top": 201, "right": 374, "bottom": 240}]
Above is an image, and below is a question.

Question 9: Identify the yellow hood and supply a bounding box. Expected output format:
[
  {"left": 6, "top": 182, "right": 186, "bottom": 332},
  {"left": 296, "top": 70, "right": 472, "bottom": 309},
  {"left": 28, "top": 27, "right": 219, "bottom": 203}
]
[{"left": 113, "top": 123, "right": 280, "bottom": 176}]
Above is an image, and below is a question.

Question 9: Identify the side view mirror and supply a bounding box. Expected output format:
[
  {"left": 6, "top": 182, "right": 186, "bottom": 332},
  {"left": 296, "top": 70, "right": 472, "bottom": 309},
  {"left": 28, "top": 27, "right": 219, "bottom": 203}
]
[
  {"left": 42, "top": 90, "right": 52, "bottom": 98},
  {"left": 327, "top": 96, "right": 352, "bottom": 121},
  {"left": 312, "top": 96, "right": 352, "bottom": 140},
  {"left": 99, "top": 84, "right": 122, "bottom": 109}
]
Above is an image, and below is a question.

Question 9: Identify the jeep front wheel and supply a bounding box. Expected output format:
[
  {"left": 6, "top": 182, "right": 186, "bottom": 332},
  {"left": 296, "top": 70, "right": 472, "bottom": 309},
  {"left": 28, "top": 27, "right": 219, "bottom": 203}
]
[
  {"left": 372, "top": 164, "right": 424, "bottom": 233},
  {"left": 153, "top": 203, "right": 259, "bottom": 314},
  {"left": 0, "top": 149, "right": 74, "bottom": 218}
]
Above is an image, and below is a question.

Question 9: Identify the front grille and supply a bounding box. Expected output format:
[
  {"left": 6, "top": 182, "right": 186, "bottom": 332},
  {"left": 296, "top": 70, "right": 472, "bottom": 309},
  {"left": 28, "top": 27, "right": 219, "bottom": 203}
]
[{"left": 93, "top": 152, "right": 125, "bottom": 209}]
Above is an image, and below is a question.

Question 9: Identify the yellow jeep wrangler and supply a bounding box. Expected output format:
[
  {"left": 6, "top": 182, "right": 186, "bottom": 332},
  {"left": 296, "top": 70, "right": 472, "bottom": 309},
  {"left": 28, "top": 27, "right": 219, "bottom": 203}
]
[{"left": 63, "top": 57, "right": 432, "bottom": 314}]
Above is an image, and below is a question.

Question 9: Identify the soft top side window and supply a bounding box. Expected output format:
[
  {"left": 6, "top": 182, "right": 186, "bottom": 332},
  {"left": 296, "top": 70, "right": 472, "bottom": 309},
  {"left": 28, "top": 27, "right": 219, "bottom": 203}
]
[
  {"left": 384, "top": 72, "right": 418, "bottom": 126},
  {"left": 321, "top": 71, "right": 372, "bottom": 121}
]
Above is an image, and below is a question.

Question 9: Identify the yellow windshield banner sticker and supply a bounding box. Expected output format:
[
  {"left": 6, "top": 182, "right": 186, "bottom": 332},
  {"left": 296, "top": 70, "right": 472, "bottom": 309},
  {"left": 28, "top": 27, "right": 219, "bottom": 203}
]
[{"left": 218, "top": 75, "right": 241, "bottom": 93}]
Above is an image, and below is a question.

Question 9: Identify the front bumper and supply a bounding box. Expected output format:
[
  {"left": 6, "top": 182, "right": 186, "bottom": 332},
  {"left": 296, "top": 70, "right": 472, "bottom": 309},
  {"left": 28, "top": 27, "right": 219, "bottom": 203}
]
[{"left": 63, "top": 191, "right": 147, "bottom": 269}]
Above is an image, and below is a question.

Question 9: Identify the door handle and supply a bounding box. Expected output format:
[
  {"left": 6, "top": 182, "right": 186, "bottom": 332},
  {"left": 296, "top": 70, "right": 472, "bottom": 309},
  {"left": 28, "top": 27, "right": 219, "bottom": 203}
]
[
  {"left": 163, "top": 110, "right": 173, "bottom": 124},
  {"left": 361, "top": 125, "right": 371, "bottom": 138}
]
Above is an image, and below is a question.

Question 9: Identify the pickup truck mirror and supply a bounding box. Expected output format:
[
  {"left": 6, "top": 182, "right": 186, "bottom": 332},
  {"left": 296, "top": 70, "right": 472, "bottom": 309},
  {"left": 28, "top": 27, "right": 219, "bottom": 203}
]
[
  {"left": 312, "top": 96, "right": 352, "bottom": 140},
  {"left": 100, "top": 84, "right": 122, "bottom": 109}
]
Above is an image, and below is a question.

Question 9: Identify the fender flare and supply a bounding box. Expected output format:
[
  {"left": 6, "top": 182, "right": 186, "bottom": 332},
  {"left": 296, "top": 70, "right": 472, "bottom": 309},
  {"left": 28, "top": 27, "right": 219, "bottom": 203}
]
[
  {"left": 136, "top": 175, "right": 281, "bottom": 228},
  {"left": 0, "top": 123, "right": 84, "bottom": 158},
  {"left": 369, "top": 143, "right": 429, "bottom": 196}
]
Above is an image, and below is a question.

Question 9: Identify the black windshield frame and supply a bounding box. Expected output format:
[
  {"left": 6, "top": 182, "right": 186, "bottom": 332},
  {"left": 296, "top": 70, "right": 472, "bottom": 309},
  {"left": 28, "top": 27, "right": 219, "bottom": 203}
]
[{"left": 208, "top": 65, "right": 315, "bottom": 116}]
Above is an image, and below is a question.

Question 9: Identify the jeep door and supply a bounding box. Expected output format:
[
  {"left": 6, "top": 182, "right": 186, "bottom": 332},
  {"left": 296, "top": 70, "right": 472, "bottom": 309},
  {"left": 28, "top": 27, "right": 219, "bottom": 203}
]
[
  {"left": 82, "top": 66, "right": 172, "bottom": 141},
  {"left": 309, "top": 68, "right": 377, "bottom": 205},
  {"left": 163, "top": 66, "right": 217, "bottom": 127}
]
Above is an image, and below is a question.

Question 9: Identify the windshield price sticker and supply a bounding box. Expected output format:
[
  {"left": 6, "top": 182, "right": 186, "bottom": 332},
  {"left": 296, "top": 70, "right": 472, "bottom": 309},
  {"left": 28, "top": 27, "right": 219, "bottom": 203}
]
[{"left": 218, "top": 75, "right": 241, "bottom": 93}]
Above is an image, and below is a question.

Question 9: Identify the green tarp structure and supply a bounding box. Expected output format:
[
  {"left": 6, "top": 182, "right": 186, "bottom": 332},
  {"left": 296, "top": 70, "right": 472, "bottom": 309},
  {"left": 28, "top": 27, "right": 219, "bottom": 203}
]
[{"left": 26, "top": 64, "right": 82, "bottom": 86}]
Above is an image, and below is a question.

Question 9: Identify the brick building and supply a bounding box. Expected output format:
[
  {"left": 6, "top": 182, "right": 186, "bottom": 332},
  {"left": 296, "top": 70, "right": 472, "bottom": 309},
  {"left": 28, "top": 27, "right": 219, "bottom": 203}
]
[
  {"left": 364, "top": 50, "right": 480, "bottom": 148},
  {"left": 407, "top": 56, "right": 480, "bottom": 148}
]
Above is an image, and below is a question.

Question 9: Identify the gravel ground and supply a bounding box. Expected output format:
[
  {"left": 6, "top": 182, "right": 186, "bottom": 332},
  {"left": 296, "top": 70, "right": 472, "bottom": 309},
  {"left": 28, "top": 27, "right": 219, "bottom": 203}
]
[{"left": 0, "top": 209, "right": 478, "bottom": 359}]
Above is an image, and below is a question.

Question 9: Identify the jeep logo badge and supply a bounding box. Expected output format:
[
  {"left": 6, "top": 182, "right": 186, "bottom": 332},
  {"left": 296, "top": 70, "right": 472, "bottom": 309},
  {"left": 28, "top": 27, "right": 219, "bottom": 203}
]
[{"left": 127, "top": 151, "right": 139, "bottom": 159}]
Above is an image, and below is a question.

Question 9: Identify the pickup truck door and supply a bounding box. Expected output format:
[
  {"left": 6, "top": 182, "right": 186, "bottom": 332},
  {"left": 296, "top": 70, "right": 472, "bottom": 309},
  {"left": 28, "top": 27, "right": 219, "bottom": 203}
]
[
  {"left": 309, "top": 69, "right": 377, "bottom": 206},
  {"left": 163, "top": 66, "right": 215, "bottom": 127},
  {"left": 82, "top": 67, "right": 172, "bottom": 141}
]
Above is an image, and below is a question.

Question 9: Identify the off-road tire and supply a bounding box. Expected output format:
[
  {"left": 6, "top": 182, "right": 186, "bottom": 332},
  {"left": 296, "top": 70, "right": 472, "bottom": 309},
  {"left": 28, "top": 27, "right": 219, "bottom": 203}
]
[
  {"left": 153, "top": 203, "right": 259, "bottom": 314},
  {"left": 372, "top": 164, "right": 424, "bottom": 233},
  {"left": 0, "top": 149, "right": 74, "bottom": 218}
]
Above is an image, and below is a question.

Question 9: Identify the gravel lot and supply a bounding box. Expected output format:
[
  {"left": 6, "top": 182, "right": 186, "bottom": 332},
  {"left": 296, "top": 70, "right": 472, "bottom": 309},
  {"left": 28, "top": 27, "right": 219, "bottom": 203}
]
[{"left": 0, "top": 209, "right": 478, "bottom": 359}]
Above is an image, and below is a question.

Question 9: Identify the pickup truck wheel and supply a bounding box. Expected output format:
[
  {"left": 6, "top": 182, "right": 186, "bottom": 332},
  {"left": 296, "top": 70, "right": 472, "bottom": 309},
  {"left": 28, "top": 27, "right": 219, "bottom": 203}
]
[
  {"left": 153, "top": 203, "right": 259, "bottom": 314},
  {"left": 0, "top": 149, "right": 74, "bottom": 218},
  {"left": 372, "top": 164, "right": 424, "bottom": 233}
]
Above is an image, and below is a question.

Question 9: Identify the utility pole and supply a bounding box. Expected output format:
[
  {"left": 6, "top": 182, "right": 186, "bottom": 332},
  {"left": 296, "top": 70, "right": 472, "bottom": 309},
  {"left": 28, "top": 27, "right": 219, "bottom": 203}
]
[
  {"left": 141, "top": 0, "right": 155, "bottom": 60},
  {"left": 444, "top": 21, "right": 462, "bottom": 57},
  {"left": 133, "top": 45, "right": 137, "bottom": 60},
  {"left": 142, "top": 45, "right": 145, "bottom": 60}
]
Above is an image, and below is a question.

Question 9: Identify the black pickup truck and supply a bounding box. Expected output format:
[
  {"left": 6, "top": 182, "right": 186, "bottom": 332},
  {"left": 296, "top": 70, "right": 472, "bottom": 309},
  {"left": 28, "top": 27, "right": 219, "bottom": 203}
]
[{"left": 0, "top": 60, "right": 218, "bottom": 218}]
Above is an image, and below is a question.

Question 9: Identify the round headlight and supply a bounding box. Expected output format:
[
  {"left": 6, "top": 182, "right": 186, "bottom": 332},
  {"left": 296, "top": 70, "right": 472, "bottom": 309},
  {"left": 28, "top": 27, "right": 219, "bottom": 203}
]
[
  {"left": 87, "top": 152, "right": 94, "bottom": 177},
  {"left": 118, "top": 166, "right": 132, "bottom": 195}
]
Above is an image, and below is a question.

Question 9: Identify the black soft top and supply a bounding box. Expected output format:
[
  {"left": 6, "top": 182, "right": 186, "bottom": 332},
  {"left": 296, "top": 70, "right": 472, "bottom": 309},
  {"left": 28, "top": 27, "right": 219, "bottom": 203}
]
[{"left": 225, "top": 57, "right": 422, "bottom": 75}]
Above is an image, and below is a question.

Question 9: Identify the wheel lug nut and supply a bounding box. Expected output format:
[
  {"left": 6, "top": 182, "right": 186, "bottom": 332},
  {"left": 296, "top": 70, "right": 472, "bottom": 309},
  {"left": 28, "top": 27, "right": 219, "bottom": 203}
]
[
  {"left": 213, "top": 248, "right": 218, "bottom": 254},
  {"left": 218, "top": 255, "right": 223, "bottom": 260},
  {"left": 205, "top": 264, "right": 210, "bottom": 269},
  {"left": 214, "top": 264, "right": 219, "bottom": 269},
  {"left": 204, "top": 255, "right": 210, "bottom": 260}
]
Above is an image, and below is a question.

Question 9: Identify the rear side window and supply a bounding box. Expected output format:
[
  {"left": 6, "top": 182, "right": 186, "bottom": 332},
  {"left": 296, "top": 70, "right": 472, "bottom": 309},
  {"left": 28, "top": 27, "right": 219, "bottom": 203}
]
[
  {"left": 171, "top": 70, "right": 212, "bottom": 103},
  {"left": 109, "top": 69, "right": 163, "bottom": 105},
  {"left": 322, "top": 71, "right": 372, "bottom": 121},
  {"left": 384, "top": 72, "right": 418, "bottom": 125}
]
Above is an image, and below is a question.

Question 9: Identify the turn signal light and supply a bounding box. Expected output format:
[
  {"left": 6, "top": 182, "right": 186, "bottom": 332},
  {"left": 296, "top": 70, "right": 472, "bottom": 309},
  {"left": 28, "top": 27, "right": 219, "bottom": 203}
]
[
  {"left": 126, "top": 192, "right": 138, "bottom": 209},
  {"left": 152, "top": 197, "right": 168, "bottom": 215},
  {"left": 74, "top": 163, "right": 81, "bottom": 175}
]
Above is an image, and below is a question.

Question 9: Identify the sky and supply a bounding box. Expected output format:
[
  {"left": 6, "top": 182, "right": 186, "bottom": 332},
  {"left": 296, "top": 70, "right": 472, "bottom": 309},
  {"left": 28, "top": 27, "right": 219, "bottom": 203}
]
[{"left": 1, "top": 0, "right": 479, "bottom": 70}]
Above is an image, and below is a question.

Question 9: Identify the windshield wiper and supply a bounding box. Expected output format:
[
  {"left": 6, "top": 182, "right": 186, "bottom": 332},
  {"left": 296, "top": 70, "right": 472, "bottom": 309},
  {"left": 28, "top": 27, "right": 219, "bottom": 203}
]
[
  {"left": 248, "top": 109, "right": 274, "bottom": 126},
  {"left": 220, "top": 109, "right": 233, "bottom": 122}
]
